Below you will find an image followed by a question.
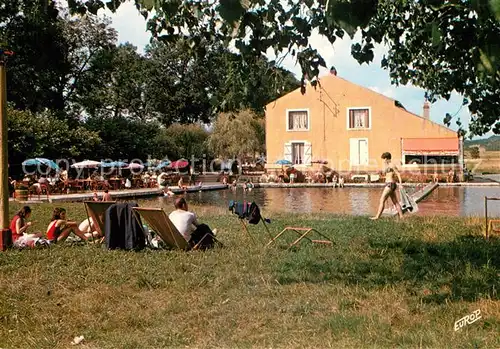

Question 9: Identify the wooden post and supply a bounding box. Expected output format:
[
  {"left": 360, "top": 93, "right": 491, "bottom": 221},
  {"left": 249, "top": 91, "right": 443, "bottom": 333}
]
[
  {"left": 485, "top": 196, "right": 488, "bottom": 240},
  {"left": 0, "top": 54, "right": 9, "bottom": 230},
  {"left": 0, "top": 51, "right": 11, "bottom": 251}
]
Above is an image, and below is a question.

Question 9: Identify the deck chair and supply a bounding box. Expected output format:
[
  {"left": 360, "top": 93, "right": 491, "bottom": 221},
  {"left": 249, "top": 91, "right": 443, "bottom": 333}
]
[
  {"left": 265, "top": 227, "right": 334, "bottom": 250},
  {"left": 83, "top": 201, "right": 116, "bottom": 242},
  {"left": 238, "top": 216, "right": 273, "bottom": 244},
  {"left": 132, "top": 207, "right": 218, "bottom": 250}
]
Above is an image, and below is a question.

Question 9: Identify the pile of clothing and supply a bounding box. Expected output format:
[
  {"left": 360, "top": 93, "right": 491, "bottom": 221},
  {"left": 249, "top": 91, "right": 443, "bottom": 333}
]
[{"left": 229, "top": 200, "right": 270, "bottom": 224}]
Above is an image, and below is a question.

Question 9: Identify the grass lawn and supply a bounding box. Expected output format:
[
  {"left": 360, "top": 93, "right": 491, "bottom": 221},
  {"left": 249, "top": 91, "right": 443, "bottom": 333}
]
[{"left": 0, "top": 201, "right": 499, "bottom": 348}]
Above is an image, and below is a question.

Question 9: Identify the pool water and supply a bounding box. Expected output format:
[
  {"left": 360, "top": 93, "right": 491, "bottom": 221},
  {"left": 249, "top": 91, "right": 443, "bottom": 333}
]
[{"left": 150, "top": 186, "right": 500, "bottom": 217}]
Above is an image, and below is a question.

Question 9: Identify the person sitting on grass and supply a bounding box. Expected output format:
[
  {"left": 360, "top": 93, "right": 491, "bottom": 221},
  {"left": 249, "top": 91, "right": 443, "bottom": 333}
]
[
  {"left": 46, "top": 207, "right": 89, "bottom": 243},
  {"left": 168, "top": 197, "right": 217, "bottom": 249},
  {"left": 10, "top": 206, "right": 45, "bottom": 248},
  {"left": 78, "top": 217, "right": 101, "bottom": 240}
]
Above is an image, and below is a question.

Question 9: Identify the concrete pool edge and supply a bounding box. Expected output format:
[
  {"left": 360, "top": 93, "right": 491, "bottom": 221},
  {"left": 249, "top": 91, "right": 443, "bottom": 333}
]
[
  {"left": 14, "top": 181, "right": 498, "bottom": 204},
  {"left": 255, "top": 182, "right": 499, "bottom": 188},
  {"left": 16, "top": 184, "right": 229, "bottom": 203}
]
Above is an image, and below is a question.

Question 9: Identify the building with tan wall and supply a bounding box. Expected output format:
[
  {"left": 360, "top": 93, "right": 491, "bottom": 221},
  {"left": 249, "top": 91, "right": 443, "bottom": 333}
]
[{"left": 265, "top": 73, "right": 463, "bottom": 175}]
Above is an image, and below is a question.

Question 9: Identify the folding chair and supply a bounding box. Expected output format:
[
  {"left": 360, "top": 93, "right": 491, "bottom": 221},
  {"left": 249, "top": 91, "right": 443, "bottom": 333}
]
[
  {"left": 132, "top": 207, "right": 219, "bottom": 250},
  {"left": 265, "top": 226, "right": 334, "bottom": 250},
  {"left": 238, "top": 215, "right": 273, "bottom": 244},
  {"left": 485, "top": 197, "right": 500, "bottom": 240},
  {"left": 83, "top": 201, "right": 116, "bottom": 242},
  {"left": 229, "top": 201, "right": 273, "bottom": 244},
  {"left": 488, "top": 220, "right": 500, "bottom": 236}
]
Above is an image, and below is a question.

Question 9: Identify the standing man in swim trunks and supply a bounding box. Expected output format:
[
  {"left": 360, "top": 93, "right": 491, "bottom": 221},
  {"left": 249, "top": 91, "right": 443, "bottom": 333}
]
[{"left": 371, "top": 152, "right": 404, "bottom": 220}]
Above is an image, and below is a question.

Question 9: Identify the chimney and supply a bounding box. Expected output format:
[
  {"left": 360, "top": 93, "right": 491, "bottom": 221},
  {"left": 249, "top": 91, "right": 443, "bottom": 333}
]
[{"left": 423, "top": 100, "right": 430, "bottom": 119}]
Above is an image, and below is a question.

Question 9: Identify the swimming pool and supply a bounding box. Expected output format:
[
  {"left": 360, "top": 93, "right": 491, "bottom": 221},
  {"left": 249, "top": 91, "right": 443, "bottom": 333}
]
[{"left": 148, "top": 186, "right": 500, "bottom": 217}]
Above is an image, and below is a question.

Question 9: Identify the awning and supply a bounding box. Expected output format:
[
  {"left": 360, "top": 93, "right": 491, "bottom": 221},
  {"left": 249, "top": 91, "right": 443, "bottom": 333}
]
[{"left": 402, "top": 138, "right": 459, "bottom": 155}]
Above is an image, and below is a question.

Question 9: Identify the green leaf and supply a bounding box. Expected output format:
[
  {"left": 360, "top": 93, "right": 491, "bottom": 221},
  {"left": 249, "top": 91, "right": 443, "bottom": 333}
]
[
  {"left": 106, "top": 0, "right": 121, "bottom": 12},
  {"left": 85, "top": 0, "right": 105, "bottom": 15},
  {"left": 444, "top": 113, "right": 452, "bottom": 126},
  {"left": 431, "top": 22, "right": 441, "bottom": 47},
  {"left": 478, "top": 44, "right": 500, "bottom": 75},
  {"left": 137, "top": 0, "right": 155, "bottom": 11},
  {"left": 193, "top": 5, "right": 203, "bottom": 19},
  {"left": 68, "top": 0, "right": 88, "bottom": 15},
  {"left": 326, "top": 0, "right": 378, "bottom": 38},
  {"left": 489, "top": 0, "right": 500, "bottom": 20},
  {"left": 217, "top": 0, "right": 248, "bottom": 27}
]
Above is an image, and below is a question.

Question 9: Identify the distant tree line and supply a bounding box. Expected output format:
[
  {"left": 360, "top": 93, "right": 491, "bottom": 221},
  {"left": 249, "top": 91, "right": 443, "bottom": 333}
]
[{"left": 1, "top": 0, "right": 299, "bottom": 169}]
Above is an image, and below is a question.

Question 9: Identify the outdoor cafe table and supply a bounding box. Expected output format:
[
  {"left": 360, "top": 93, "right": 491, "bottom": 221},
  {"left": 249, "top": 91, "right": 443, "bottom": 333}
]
[
  {"left": 132, "top": 178, "right": 144, "bottom": 188},
  {"left": 75, "top": 179, "right": 93, "bottom": 191},
  {"left": 109, "top": 178, "right": 122, "bottom": 190}
]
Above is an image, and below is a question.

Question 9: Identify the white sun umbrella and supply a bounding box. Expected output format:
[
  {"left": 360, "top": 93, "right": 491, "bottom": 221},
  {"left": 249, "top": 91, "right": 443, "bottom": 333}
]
[
  {"left": 71, "top": 160, "right": 101, "bottom": 169},
  {"left": 126, "top": 162, "right": 144, "bottom": 170}
]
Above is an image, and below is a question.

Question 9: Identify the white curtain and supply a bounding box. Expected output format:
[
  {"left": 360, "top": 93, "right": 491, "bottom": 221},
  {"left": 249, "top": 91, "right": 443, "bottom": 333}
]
[
  {"left": 292, "top": 143, "right": 304, "bottom": 164},
  {"left": 351, "top": 109, "right": 369, "bottom": 128},
  {"left": 289, "top": 111, "right": 308, "bottom": 130}
]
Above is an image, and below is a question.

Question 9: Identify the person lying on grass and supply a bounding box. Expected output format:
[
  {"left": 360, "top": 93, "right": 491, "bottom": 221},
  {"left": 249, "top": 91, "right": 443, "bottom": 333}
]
[
  {"left": 10, "top": 206, "right": 46, "bottom": 248},
  {"left": 46, "top": 207, "right": 89, "bottom": 243},
  {"left": 168, "top": 197, "right": 217, "bottom": 249}
]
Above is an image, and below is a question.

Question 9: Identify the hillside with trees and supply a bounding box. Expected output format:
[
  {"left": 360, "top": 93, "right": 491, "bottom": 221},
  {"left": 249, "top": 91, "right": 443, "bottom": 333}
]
[{"left": 464, "top": 135, "right": 500, "bottom": 151}]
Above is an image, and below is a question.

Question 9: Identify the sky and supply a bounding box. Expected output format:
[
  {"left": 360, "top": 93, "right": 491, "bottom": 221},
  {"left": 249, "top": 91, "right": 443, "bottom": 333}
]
[{"left": 102, "top": 2, "right": 491, "bottom": 140}]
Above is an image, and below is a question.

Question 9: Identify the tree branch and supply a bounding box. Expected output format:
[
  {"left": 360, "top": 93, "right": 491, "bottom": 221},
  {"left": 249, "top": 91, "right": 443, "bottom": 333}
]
[{"left": 64, "top": 48, "right": 98, "bottom": 103}]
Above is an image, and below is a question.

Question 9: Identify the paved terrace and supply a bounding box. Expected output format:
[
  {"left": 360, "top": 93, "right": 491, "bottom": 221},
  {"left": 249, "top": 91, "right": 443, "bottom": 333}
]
[{"left": 14, "top": 183, "right": 228, "bottom": 203}]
